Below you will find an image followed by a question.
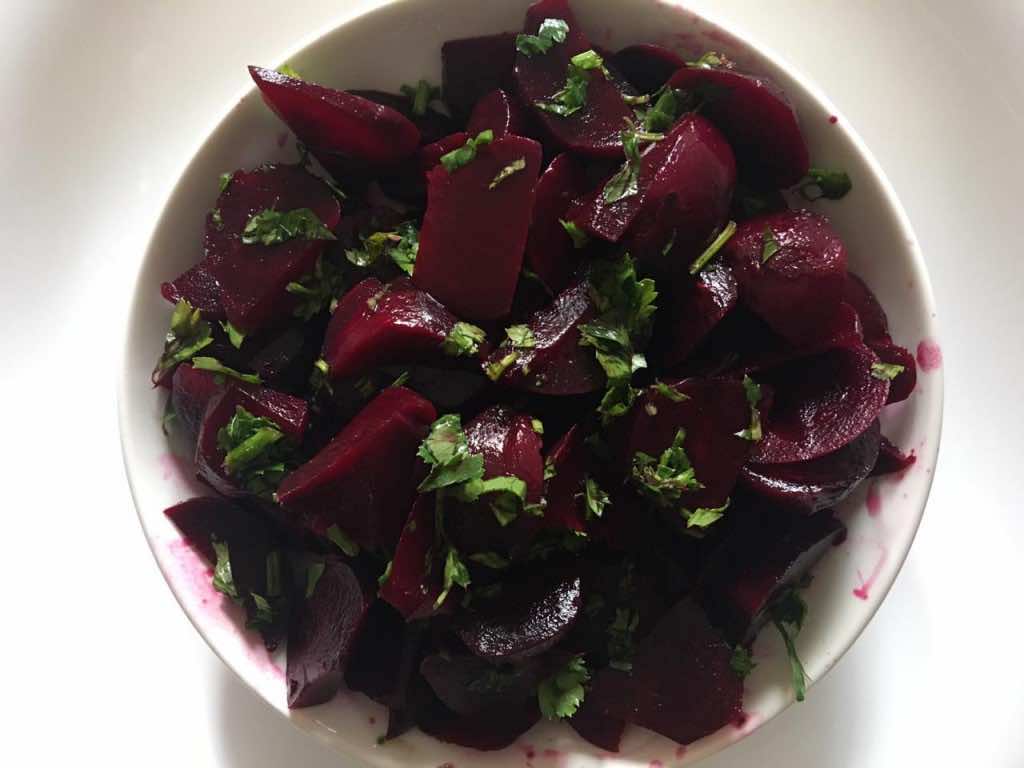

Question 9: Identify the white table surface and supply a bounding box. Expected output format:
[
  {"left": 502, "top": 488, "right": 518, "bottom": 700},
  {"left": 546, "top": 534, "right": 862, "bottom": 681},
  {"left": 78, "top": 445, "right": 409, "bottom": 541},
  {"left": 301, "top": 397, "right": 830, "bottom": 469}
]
[{"left": 3, "top": 1, "right": 1022, "bottom": 766}]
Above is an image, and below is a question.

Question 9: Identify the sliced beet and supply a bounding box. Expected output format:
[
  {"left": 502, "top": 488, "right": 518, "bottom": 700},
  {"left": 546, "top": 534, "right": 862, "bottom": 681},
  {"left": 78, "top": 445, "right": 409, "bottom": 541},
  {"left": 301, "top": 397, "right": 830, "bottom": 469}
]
[
  {"left": 277, "top": 387, "right": 435, "bottom": 551},
  {"left": 741, "top": 420, "right": 880, "bottom": 513},
  {"left": 417, "top": 693, "right": 541, "bottom": 751},
  {"left": 661, "top": 263, "right": 738, "bottom": 367},
  {"left": 412, "top": 133, "right": 543, "bottom": 321},
  {"left": 418, "top": 131, "right": 469, "bottom": 173},
  {"left": 287, "top": 557, "right": 372, "bottom": 708},
  {"left": 483, "top": 279, "right": 604, "bottom": 395},
  {"left": 513, "top": 0, "right": 634, "bottom": 157},
  {"left": 205, "top": 163, "right": 342, "bottom": 334},
  {"left": 195, "top": 383, "right": 310, "bottom": 497},
  {"left": 349, "top": 88, "right": 456, "bottom": 146},
  {"left": 724, "top": 209, "right": 847, "bottom": 343},
  {"left": 611, "top": 43, "right": 687, "bottom": 93},
  {"left": 524, "top": 152, "right": 591, "bottom": 294},
  {"left": 442, "top": 32, "right": 518, "bottom": 121},
  {"left": 585, "top": 599, "right": 742, "bottom": 746},
  {"left": 871, "top": 340, "right": 917, "bottom": 404},
  {"left": 164, "top": 495, "right": 244, "bottom": 563},
  {"left": 249, "top": 66, "right": 420, "bottom": 173},
  {"left": 570, "top": 704, "right": 626, "bottom": 752},
  {"left": 700, "top": 509, "right": 845, "bottom": 643},
  {"left": 378, "top": 494, "right": 442, "bottom": 619},
  {"left": 467, "top": 89, "right": 529, "bottom": 138},
  {"left": 613, "top": 378, "right": 752, "bottom": 510},
  {"left": 738, "top": 301, "right": 864, "bottom": 374},
  {"left": 843, "top": 273, "right": 890, "bottom": 344},
  {"left": 420, "top": 654, "right": 543, "bottom": 715},
  {"left": 667, "top": 65, "right": 809, "bottom": 187},
  {"left": 319, "top": 276, "right": 461, "bottom": 383},
  {"left": 456, "top": 573, "right": 582, "bottom": 663},
  {"left": 540, "top": 425, "right": 587, "bottom": 533},
  {"left": 171, "top": 363, "right": 223, "bottom": 441},
  {"left": 752, "top": 343, "right": 889, "bottom": 464},
  {"left": 871, "top": 435, "right": 917, "bottom": 477},
  {"left": 161, "top": 261, "right": 223, "bottom": 319},
  {"left": 345, "top": 599, "right": 423, "bottom": 704}
]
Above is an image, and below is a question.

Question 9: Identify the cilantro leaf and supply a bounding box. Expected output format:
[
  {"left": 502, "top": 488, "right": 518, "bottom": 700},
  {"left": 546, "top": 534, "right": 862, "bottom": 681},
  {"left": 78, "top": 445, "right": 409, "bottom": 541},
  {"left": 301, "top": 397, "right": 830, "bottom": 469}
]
[
  {"left": 637, "top": 86, "right": 686, "bottom": 133},
  {"left": 218, "top": 171, "right": 234, "bottom": 194},
  {"left": 440, "top": 130, "right": 494, "bottom": 173},
  {"left": 490, "top": 157, "right": 527, "bottom": 189},
  {"left": 484, "top": 351, "right": 519, "bottom": 382},
  {"left": 504, "top": 324, "right": 536, "bottom": 349},
  {"left": 417, "top": 415, "right": 486, "bottom": 492},
  {"left": 153, "top": 299, "right": 214, "bottom": 379},
  {"left": 468, "top": 551, "right": 511, "bottom": 569},
  {"left": 515, "top": 18, "right": 569, "bottom": 57},
  {"left": 435, "top": 546, "right": 472, "bottom": 608},
  {"left": 559, "top": 219, "right": 590, "bottom": 249},
  {"left": 631, "top": 429, "right": 704, "bottom": 504},
  {"left": 770, "top": 587, "right": 810, "bottom": 701},
  {"left": 452, "top": 475, "right": 529, "bottom": 527},
  {"left": 735, "top": 374, "right": 763, "bottom": 441},
  {"left": 607, "top": 607, "right": 640, "bottom": 671},
  {"left": 216, "top": 405, "right": 292, "bottom": 495},
  {"left": 277, "top": 63, "right": 302, "bottom": 79},
  {"left": 762, "top": 227, "right": 780, "bottom": 263},
  {"left": 241, "top": 207, "right": 336, "bottom": 246},
  {"left": 582, "top": 476, "right": 610, "bottom": 520},
  {"left": 538, "top": 655, "right": 589, "bottom": 720},
  {"left": 689, "top": 51, "right": 729, "bottom": 69},
  {"left": 871, "top": 362, "right": 905, "bottom": 381},
  {"left": 544, "top": 457, "right": 557, "bottom": 481},
  {"left": 305, "top": 561, "right": 325, "bottom": 598},
  {"left": 799, "top": 167, "right": 852, "bottom": 201},
  {"left": 246, "top": 592, "right": 276, "bottom": 629},
  {"left": 211, "top": 537, "right": 240, "bottom": 601},
  {"left": 344, "top": 221, "right": 419, "bottom": 275},
  {"left": 652, "top": 380, "right": 688, "bottom": 402},
  {"left": 441, "top": 322, "right": 487, "bottom": 357},
  {"left": 326, "top": 524, "right": 361, "bottom": 557},
  {"left": 377, "top": 559, "right": 393, "bottom": 588},
  {"left": 685, "top": 498, "right": 729, "bottom": 529},
  {"left": 191, "top": 356, "right": 261, "bottom": 385},
  {"left": 689, "top": 220, "right": 737, "bottom": 274},
  {"left": 400, "top": 79, "right": 441, "bottom": 116},
  {"left": 730, "top": 645, "right": 756, "bottom": 679},
  {"left": 286, "top": 255, "right": 348, "bottom": 320},
  {"left": 531, "top": 418, "right": 544, "bottom": 435},
  {"left": 221, "top": 321, "right": 246, "bottom": 349},
  {"left": 534, "top": 49, "right": 608, "bottom": 117}
]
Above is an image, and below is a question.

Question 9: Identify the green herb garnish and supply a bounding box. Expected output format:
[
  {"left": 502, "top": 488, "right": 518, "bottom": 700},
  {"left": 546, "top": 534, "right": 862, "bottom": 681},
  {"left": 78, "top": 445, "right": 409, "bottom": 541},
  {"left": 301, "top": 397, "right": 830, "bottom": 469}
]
[
  {"left": 286, "top": 255, "right": 348, "bottom": 320},
  {"left": 607, "top": 607, "right": 640, "bottom": 671},
  {"left": 490, "top": 157, "right": 527, "bottom": 189},
  {"left": 344, "top": 221, "right": 419, "bottom": 275},
  {"left": 632, "top": 429, "right": 704, "bottom": 504},
  {"left": 241, "top": 207, "right": 336, "bottom": 246},
  {"left": 211, "top": 537, "right": 240, "bottom": 601},
  {"left": 582, "top": 476, "right": 610, "bottom": 520},
  {"left": 435, "top": 546, "right": 472, "bottom": 608},
  {"left": 602, "top": 124, "right": 664, "bottom": 204},
  {"left": 770, "top": 587, "right": 809, "bottom": 701},
  {"left": 468, "top": 551, "right": 511, "bottom": 569},
  {"left": 400, "top": 79, "right": 441, "bottom": 116},
  {"left": 221, "top": 321, "right": 246, "bottom": 350},
  {"left": 441, "top": 321, "right": 487, "bottom": 357},
  {"left": 153, "top": 299, "right": 214, "bottom": 379},
  {"left": 305, "top": 561, "right": 325, "bottom": 598},
  {"left": 685, "top": 498, "right": 729, "bottom": 529},
  {"left": 560, "top": 219, "right": 590, "bottom": 249},
  {"left": 440, "top": 130, "right": 494, "bottom": 173},
  {"left": 417, "top": 415, "right": 485, "bottom": 492},
  {"left": 326, "top": 524, "right": 360, "bottom": 557},
  {"left": 216, "top": 406, "right": 291, "bottom": 495},
  {"left": 534, "top": 49, "right": 608, "bottom": 117},
  {"left": 652, "top": 381, "right": 688, "bottom": 402},
  {"left": 735, "top": 375, "right": 763, "bottom": 441},
  {"left": 798, "top": 167, "right": 852, "bottom": 201},
  {"left": 730, "top": 645, "right": 756, "bottom": 679},
  {"left": 515, "top": 18, "right": 570, "bottom": 57},
  {"left": 871, "top": 362, "right": 905, "bottom": 381},
  {"left": 485, "top": 351, "right": 520, "bottom": 382},
  {"left": 538, "top": 655, "right": 589, "bottom": 720},
  {"left": 761, "top": 227, "right": 780, "bottom": 263},
  {"left": 689, "top": 220, "right": 737, "bottom": 274},
  {"left": 192, "top": 356, "right": 261, "bottom": 385},
  {"left": 504, "top": 324, "right": 536, "bottom": 349}
]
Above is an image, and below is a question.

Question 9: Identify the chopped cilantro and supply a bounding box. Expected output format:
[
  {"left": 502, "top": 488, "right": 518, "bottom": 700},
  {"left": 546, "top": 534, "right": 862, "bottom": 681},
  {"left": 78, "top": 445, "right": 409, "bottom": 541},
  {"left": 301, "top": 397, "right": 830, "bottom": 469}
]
[
  {"left": 761, "top": 227, "right": 780, "bottom": 263},
  {"left": 153, "top": 299, "right": 214, "bottom": 379},
  {"left": 560, "top": 219, "right": 590, "bottom": 249},
  {"left": 730, "top": 645, "right": 756, "bottom": 679},
  {"left": 305, "top": 561, "right": 325, "bottom": 598},
  {"left": 286, "top": 255, "right": 348, "bottom": 320},
  {"left": 490, "top": 157, "right": 527, "bottom": 189},
  {"left": 241, "top": 207, "right": 336, "bottom": 246},
  {"left": 534, "top": 49, "right": 608, "bottom": 117},
  {"left": 218, "top": 171, "right": 234, "bottom": 195},
  {"left": 326, "top": 524, "right": 360, "bottom": 557},
  {"left": 452, "top": 475, "right": 529, "bottom": 527},
  {"left": 441, "top": 322, "right": 487, "bottom": 357},
  {"left": 310, "top": 358, "right": 331, "bottom": 395},
  {"left": 544, "top": 457, "right": 557, "bottom": 481},
  {"left": 400, "top": 79, "right": 441, "bottom": 116},
  {"left": 417, "top": 415, "right": 486, "bottom": 492},
  {"left": 246, "top": 592, "right": 276, "bottom": 629},
  {"left": 389, "top": 371, "right": 410, "bottom": 388},
  {"left": 210, "top": 208, "right": 224, "bottom": 229},
  {"left": 770, "top": 587, "right": 809, "bottom": 701},
  {"left": 689, "top": 220, "right": 737, "bottom": 274},
  {"left": 485, "top": 351, "right": 519, "bottom": 382},
  {"left": 632, "top": 429, "right": 704, "bottom": 504},
  {"left": 531, "top": 418, "right": 544, "bottom": 435},
  {"left": 652, "top": 380, "right": 688, "bottom": 402},
  {"left": 689, "top": 51, "right": 728, "bottom": 69},
  {"left": 504, "top": 324, "right": 536, "bottom": 349},
  {"left": 191, "top": 356, "right": 261, "bottom": 385},
  {"left": 345, "top": 221, "right": 419, "bottom": 275},
  {"left": 216, "top": 406, "right": 291, "bottom": 495},
  {"left": 607, "top": 606, "right": 640, "bottom": 671},
  {"left": 440, "top": 130, "right": 494, "bottom": 173},
  {"left": 538, "top": 655, "right": 589, "bottom": 720},
  {"left": 871, "top": 362, "right": 905, "bottom": 381},
  {"left": 515, "top": 18, "right": 569, "bottom": 57},
  {"left": 735, "top": 375, "right": 763, "bottom": 441},
  {"left": 221, "top": 321, "right": 246, "bottom": 350},
  {"left": 277, "top": 63, "right": 302, "bottom": 79},
  {"left": 602, "top": 124, "right": 665, "bottom": 204},
  {"left": 468, "top": 551, "right": 511, "bottom": 569},
  {"left": 211, "top": 537, "right": 240, "bottom": 601},
  {"left": 582, "top": 476, "right": 610, "bottom": 520},
  {"left": 435, "top": 547, "right": 472, "bottom": 608},
  {"left": 638, "top": 86, "right": 685, "bottom": 133},
  {"left": 377, "top": 559, "right": 393, "bottom": 588},
  {"left": 685, "top": 498, "right": 729, "bottom": 529},
  {"left": 799, "top": 167, "right": 852, "bottom": 201}
]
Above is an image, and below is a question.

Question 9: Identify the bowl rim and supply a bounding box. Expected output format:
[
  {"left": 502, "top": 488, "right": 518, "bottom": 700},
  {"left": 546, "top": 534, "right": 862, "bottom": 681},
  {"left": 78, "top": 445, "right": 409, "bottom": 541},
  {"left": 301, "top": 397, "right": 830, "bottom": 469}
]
[{"left": 118, "top": 0, "right": 944, "bottom": 764}]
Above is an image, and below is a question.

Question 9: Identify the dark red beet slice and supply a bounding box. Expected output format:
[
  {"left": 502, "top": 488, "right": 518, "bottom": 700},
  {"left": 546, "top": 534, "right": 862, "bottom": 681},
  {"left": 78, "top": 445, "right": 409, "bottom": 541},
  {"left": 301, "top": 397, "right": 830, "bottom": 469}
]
[
  {"left": 418, "top": 131, "right": 468, "bottom": 173},
  {"left": 247, "top": 319, "right": 326, "bottom": 392},
  {"left": 661, "top": 263, "right": 738, "bottom": 367},
  {"left": 319, "top": 276, "right": 461, "bottom": 383},
  {"left": 843, "top": 273, "right": 890, "bottom": 344},
  {"left": 196, "top": 384, "right": 310, "bottom": 497},
  {"left": 540, "top": 425, "right": 587, "bottom": 533},
  {"left": 413, "top": 133, "right": 542, "bottom": 321},
  {"left": 667, "top": 65, "right": 809, "bottom": 187},
  {"left": 570, "top": 704, "right": 626, "bottom": 752},
  {"left": 483, "top": 279, "right": 604, "bottom": 395},
  {"left": 249, "top": 66, "right": 420, "bottom": 172},
  {"left": 442, "top": 32, "right": 518, "bottom": 121},
  {"left": 205, "top": 163, "right": 342, "bottom": 334},
  {"left": 467, "top": 89, "right": 529, "bottom": 138},
  {"left": 741, "top": 420, "right": 880, "bottom": 513},
  {"left": 586, "top": 599, "right": 742, "bottom": 746},
  {"left": 871, "top": 435, "right": 917, "bottom": 477},
  {"left": 701, "top": 510, "right": 845, "bottom": 643},
  {"left": 871, "top": 341, "right": 917, "bottom": 404},
  {"left": 161, "top": 261, "right": 224, "bottom": 319},
  {"left": 349, "top": 88, "right": 456, "bottom": 146},
  {"left": 345, "top": 600, "right": 424, "bottom": 705},
  {"left": 417, "top": 694, "right": 541, "bottom": 751},
  {"left": 277, "top": 387, "right": 435, "bottom": 551},
  {"left": 752, "top": 343, "right": 889, "bottom": 464},
  {"left": 613, "top": 378, "right": 752, "bottom": 510},
  {"left": 171, "top": 363, "right": 223, "bottom": 441},
  {"left": 287, "top": 557, "right": 372, "bottom": 708},
  {"left": 611, "top": 43, "right": 687, "bottom": 93},
  {"left": 420, "top": 654, "right": 543, "bottom": 715},
  {"left": 724, "top": 209, "right": 847, "bottom": 343},
  {"left": 513, "top": 0, "right": 634, "bottom": 157},
  {"left": 379, "top": 494, "right": 442, "bottom": 619},
  {"left": 524, "top": 152, "right": 590, "bottom": 294},
  {"left": 164, "top": 495, "right": 245, "bottom": 563},
  {"left": 456, "top": 573, "right": 582, "bottom": 663},
  {"left": 737, "top": 301, "right": 864, "bottom": 375}
]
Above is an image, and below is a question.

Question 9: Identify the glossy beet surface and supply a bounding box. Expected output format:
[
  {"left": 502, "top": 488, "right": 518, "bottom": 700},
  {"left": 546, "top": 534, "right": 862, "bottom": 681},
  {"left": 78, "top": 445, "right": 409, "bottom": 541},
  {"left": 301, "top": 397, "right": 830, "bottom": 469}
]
[
  {"left": 413, "top": 134, "right": 543, "bottom": 321},
  {"left": 661, "top": 263, "right": 738, "bottom": 367},
  {"left": 170, "top": 363, "right": 222, "bottom": 441},
  {"left": 161, "top": 261, "right": 223, "bottom": 319},
  {"left": 541, "top": 426, "right": 588, "bottom": 532},
  {"left": 872, "top": 435, "right": 917, "bottom": 477},
  {"left": 441, "top": 33, "right": 518, "bottom": 120},
  {"left": 523, "top": 152, "right": 591, "bottom": 294},
  {"left": 420, "top": 654, "right": 543, "bottom": 715},
  {"left": 668, "top": 65, "right": 810, "bottom": 187},
  {"left": 467, "top": 89, "right": 529, "bottom": 138},
  {"left": 277, "top": 387, "right": 435, "bottom": 550},
  {"left": 378, "top": 494, "right": 441, "bottom": 619}
]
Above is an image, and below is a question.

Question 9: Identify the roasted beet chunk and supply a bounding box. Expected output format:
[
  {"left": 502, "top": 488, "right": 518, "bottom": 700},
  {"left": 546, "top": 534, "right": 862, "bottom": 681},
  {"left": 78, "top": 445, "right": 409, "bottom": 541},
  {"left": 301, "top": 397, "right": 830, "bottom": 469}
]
[
  {"left": 871, "top": 435, "right": 916, "bottom": 477},
  {"left": 540, "top": 426, "right": 588, "bottom": 532},
  {"left": 412, "top": 133, "right": 543, "bottom": 321},
  {"left": 660, "top": 263, "right": 739, "bottom": 367},
  {"left": 741, "top": 420, "right": 881, "bottom": 513},
  {"left": 287, "top": 558, "right": 372, "bottom": 708},
  {"left": 843, "top": 273, "right": 890, "bottom": 344},
  {"left": 379, "top": 494, "right": 442, "bottom": 619},
  {"left": 483, "top": 279, "right": 604, "bottom": 395},
  {"left": 420, "top": 654, "right": 545, "bottom": 715},
  {"left": 349, "top": 88, "right": 456, "bottom": 146},
  {"left": 204, "top": 163, "right": 342, "bottom": 334},
  {"left": 752, "top": 343, "right": 889, "bottom": 464},
  {"left": 871, "top": 340, "right": 917, "bottom": 403},
  {"left": 277, "top": 387, "right": 436, "bottom": 550},
  {"left": 524, "top": 152, "right": 591, "bottom": 294},
  {"left": 701, "top": 510, "right": 845, "bottom": 643},
  {"left": 171, "top": 363, "right": 223, "bottom": 441},
  {"left": 457, "top": 573, "right": 582, "bottom": 663},
  {"left": 319, "top": 276, "right": 467, "bottom": 383},
  {"left": 249, "top": 66, "right": 420, "bottom": 172},
  {"left": 585, "top": 599, "right": 742, "bottom": 746},
  {"left": 161, "top": 261, "right": 223, "bottom": 319},
  {"left": 724, "top": 209, "right": 847, "bottom": 343},
  {"left": 513, "top": 0, "right": 634, "bottom": 157},
  {"left": 417, "top": 694, "right": 541, "bottom": 751},
  {"left": 668, "top": 65, "right": 809, "bottom": 187},
  {"left": 442, "top": 32, "right": 518, "bottom": 120},
  {"left": 611, "top": 43, "right": 687, "bottom": 93},
  {"left": 467, "top": 89, "right": 529, "bottom": 138},
  {"left": 570, "top": 703, "right": 626, "bottom": 752}
]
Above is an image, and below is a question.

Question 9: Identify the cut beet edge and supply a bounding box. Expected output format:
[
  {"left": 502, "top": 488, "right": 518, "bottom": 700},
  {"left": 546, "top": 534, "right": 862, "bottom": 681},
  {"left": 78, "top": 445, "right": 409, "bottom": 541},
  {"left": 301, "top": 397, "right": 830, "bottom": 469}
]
[{"left": 524, "top": 152, "right": 591, "bottom": 295}]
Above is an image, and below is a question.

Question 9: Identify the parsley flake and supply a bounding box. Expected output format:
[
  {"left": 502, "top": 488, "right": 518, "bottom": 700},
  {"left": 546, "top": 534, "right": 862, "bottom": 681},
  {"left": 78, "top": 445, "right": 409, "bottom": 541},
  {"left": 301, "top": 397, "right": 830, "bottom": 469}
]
[
  {"left": 417, "top": 415, "right": 485, "bottom": 492},
  {"left": 441, "top": 322, "right": 487, "bottom": 357},
  {"left": 602, "top": 124, "right": 665, "bottom": 204},
  {"left": 241, "top": 207, "right": 336, "bottom": 246},
  {"left": 286, "top": 255, "right": 348, "bottom": 320},
  {"left": 504, "top": 324, "right": 536, "bottom": 349},
  {"left": 538, "top": 655, "right": 589, "bottom": 720},
  {"left": 735, "top": 375, "right": 763, "bottom": 441},
  {"left": 798, "top": 167, "right": 853, "bottom": 201},
  {"left": 435, "top": 546, "right": 472, "bottom": 608},
  {"left": 515, "top": 18, "right": 569, "bottom": 57},
  {"left": 400, "top": 79, "right": 441, "bottom": 116},
  {"left": 582, "top": 476, "right": 610, "bottom": 520},
  {"left": 468, "top": 551, "right": 511, "bottom": 570},
  {"left": 153, "top": 299, "right": 214, "bottom": 380},
  {"left": 730, "top": 645, "right": 756, "bottom": 679},
  {"left": 631, "top": 429, "right": 704, "bottom": 504},
  {"left": 345, "top": 221, "right": 419, "bottom": 275},
  {"left": 277, "top": 63, "right": 302, "bottom": 79},
  {"left": 871, "top": 362, "right": 905, "bottom": 381},
  {"left": 440, "top": 130, "right": 494, "bottom": 173},
  {"left": 560, "top": 219, "right": 590, "bottom": 249},
  {"left": 192, "top": 356, "right": 261, "bottom": 385},
  {"left": 305, "top": 561, "right": 326, "bottom": 598},
  {"left": 689, "top": 220, "right": 737, "bottom": 274},
  {"left": 218, "top": 171, "right": 234, "bottom": 195},
  {"left": 221, "top": 321, "right": 246, "bottom": 350},
  {"left": 490, "top": 157, "right": 527, "bottom": 189},
  {"left": 535, "top": 49, "right": 608, "bottom": 117},
  {"left": 216, "top": 406, "right": 292, "bottom": 496},
  {"left": 762, "top": 227, "right": 781, "bottom": 263},
  {"left": 211, "top": 537, "right": 240, "bottom": 601},
  {"left": 770, "top": 587, "right": 810, "bottom": 701},
  {"left": 685, "top": 498, "right": 729, "bottom": 529},
  {"left": 485, "top": 351, "right": 520, "bottom": 382},
  {"left": 326, "top": 524, "right": 360, "bottom": 557},
  {"left": 652, "top": 381, "right": 688, "bottom": 402}
]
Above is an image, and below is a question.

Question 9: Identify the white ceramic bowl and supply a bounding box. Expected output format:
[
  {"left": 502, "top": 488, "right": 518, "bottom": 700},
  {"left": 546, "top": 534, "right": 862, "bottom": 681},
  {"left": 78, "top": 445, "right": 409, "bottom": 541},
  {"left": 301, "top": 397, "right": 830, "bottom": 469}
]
[{"left": 119, "top": 0, "right": 943, "bottom": 765}]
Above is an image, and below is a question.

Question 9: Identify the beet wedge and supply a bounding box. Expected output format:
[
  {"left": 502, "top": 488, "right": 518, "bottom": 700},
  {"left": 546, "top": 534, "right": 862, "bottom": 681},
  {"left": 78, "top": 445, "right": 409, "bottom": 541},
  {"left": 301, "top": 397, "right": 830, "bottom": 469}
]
[
  {"left": 611, "top": 43, "right": 687, "bottom": 93},
  {"left": 700, "top": 509, "right": 845, "bottom": 643},
  {"left": 349, "top": 88, "right": 456, "bottom": 146},
  {"left": 660, "top": 263, "right": 739, "bottom": 368},
  {"left": 524, "top": 152, "right": 591, "bottom": 294},
  {"left": 413, "top": 133, "right": 543, "bottom": 321},
  {"left": 741, "top": 420, "right": 881, "bottom": 513},
  {"left": 483, "top": 279, "right": 604, "bottom": 395},
  {"left": 724, "top": 209, "right": 848, "bottom": 344},
  {"left": 871, "top": 340, "right": 917, "bottom": 404},
  {"left": 249, "top": 66, "right": 420, "bottom": 173},
  {"left": 417, "top": 694, "right": 541, "bottom": 751},
  {"left": 442, "top": 32, "right": 518, "bottom": 120},
  {"left": 287, "top": 557, "right": 373, "bottom": 708},
  {"left": 570, "top": 704, "right": 627, "bottom": 753},
  {"left": 378, "top": 494, "right": 443, "bottom": 619},
  {"left": 752, "top": 343, "right": 889, "bottom": 464},
  {"left": 277, "top": 387, "right": 436, "bottom": 551},
  {"left": 161, "top": 261, "right": 223, "bottom": 319},
  {"left": 319, "top": 276, "right": 467, "bottom": 384},
  {"left": 843, "top": 273, "right": 890, "bottom": 344},
  {"left": 420, "top": 653, "right": 545, "bottom": 715},
  {"left": 467, "top": 89, "right": 529, "bottom": 138},
  {"left": 871, "top": 435, "right": 916, "bottom": 477},
  {"left": 667, "top": 64, "right": 809, "bottom": 187},
  {"left": 540, "top": 425, "right": 588, "bottom": 533},
  {"left": 513, "top": 0, "right": 635, "bottom": 157},
  {"left": 204, "top": 163, "right": 342, "bottom": 334},
  {"left": 171, "top": 363, "right": 223, "bottom": 442},
  {"left": 585, "top": 599, "right": 742, "bottom": 746}
]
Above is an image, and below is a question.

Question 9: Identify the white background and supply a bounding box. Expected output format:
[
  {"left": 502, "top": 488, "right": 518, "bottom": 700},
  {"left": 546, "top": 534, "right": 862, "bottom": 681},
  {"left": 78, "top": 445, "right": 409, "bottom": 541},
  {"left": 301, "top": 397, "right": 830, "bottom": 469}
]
[{"left": 3, "top": 1, "right": 1022, "bottom": 766}]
